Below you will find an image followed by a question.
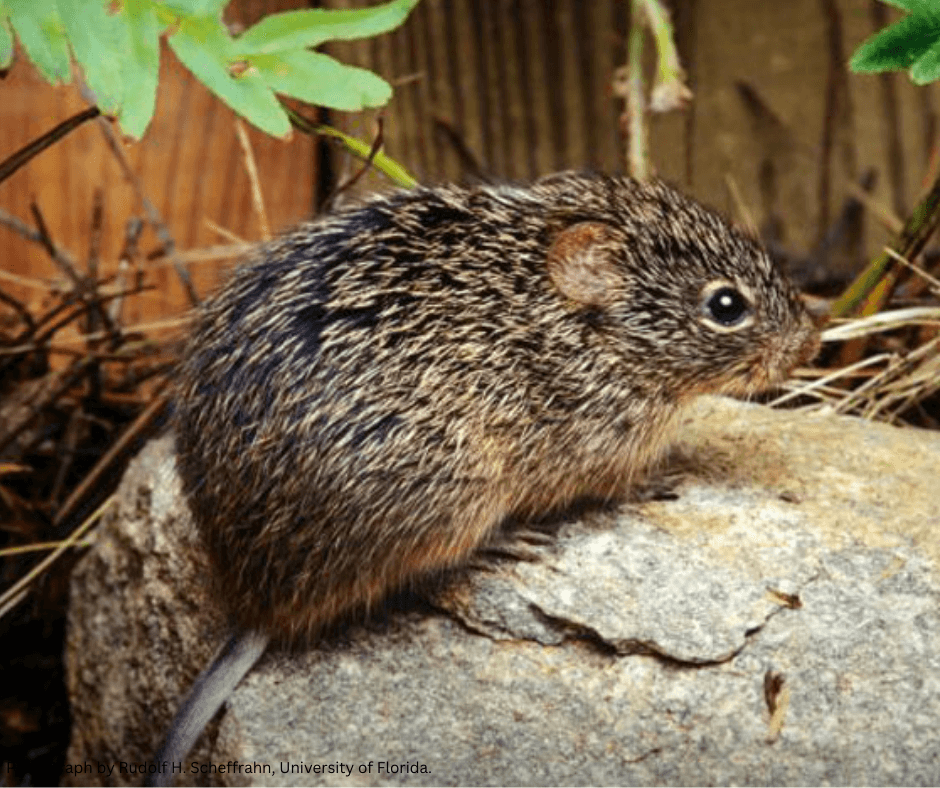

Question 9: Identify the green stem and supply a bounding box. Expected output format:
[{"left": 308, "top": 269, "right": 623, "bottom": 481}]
[
  {"left": 627, "top": 0, "right": 648, "bottom": 179},
  {"left": 641, "top": 0, "right": 683, "bottom": 88}
]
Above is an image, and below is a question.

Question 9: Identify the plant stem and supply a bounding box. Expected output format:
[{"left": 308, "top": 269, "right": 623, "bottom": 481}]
[{"left": 627, "top": 0, "right": 648, "bottom": 179}]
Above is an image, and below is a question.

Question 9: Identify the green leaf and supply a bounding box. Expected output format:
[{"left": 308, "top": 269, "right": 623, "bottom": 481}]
[
  {"left": 118, "top": 0, "right": 161, "bottom": 138},
  {"left": 0, "top": 11, "right": 14, "bottom": 69},
  {"left": 254, "top": 51, "right": 392, "bottom": 110},
  {"left": 6, "top": 0, "right": 71, "bottom": 83},
  {"left": 912, "top": 40, "right": 940, "bottom": 84},
  {"left": 1, "top": 0, "right": 421, "bottom": 143},
  {"left": 878, "top": 0, "right": 938, "bottom": 13},
  {"left": 850, "top": 0, "right": 940, "bottom": 83},
  {"left": 57, "top": 0, "right": 131, "bottom": 113},
  {"left": 850, "top": 10, "right": 940, "bottom": 73},
  {"left": 159, "top": 0, "right": 228, "bottom": 18},
  {"left": 168, "top": 14, "right": 291, "bottom": 137},
  {"left": 233, "top": 0, "right": 420, "bottom": 55}
]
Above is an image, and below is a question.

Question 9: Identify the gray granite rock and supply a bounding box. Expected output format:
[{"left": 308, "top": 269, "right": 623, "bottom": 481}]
[{"left": 64, "top": 397, "right": 940, "bottom": 786}]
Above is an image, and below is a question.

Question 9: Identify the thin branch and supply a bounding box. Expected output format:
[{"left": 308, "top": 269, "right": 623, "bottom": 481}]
[{"left": 0, "top": 106, "right": 100, "bottom": 187}]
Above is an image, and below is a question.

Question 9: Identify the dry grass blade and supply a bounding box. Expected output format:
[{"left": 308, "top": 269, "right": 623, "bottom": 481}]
[
  {"left": 0, "top": 495, "right": 114, "bottom": 621},
  {"left": 821, "top": 306, "right": 940, "bottom": 341},
  {"left": 883, "top": 247, "right": 940, "bottom": 297},
  {"left": 774, "top": 303, "right": 940, "bottom": 426},
  {"left": 235, "top": 120, "right": 270, "bottom": 241},
  {"left": 770, "top": 353, "right": 893, "bottom": 408},
  {"left": 856, "top": 337, "right": 940, "bottom": 423},
  {"left": 54, "top": 387, "right": 169, "bottom": 527}
]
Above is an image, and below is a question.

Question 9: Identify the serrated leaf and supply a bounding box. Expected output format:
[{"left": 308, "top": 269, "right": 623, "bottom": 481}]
[
  {"left": 6, "top": 0, "right": 71, "bottom": 83},
  {"left": 233, "top": 0, "right": 421, "bottom": 55},
  {"left": 168, "top": 15, "right": 291, "bottom": 137},
  {"left": 850, "top": 10, "right": 940, "bottom": 73},
  {"left": 912, "top": 40, "right": 940, "bottom": 84},
  {"left": 254, "top": 50, "right": 392, "bottom": 110},
  {"left": 57, "top": 0, "right": 131, "bottom": 113},
  {"left": 117, "top": 0, "right": 161, "bottom": 138},
  {"left": 0, "top": 14, "right": 14, "bottom": 69}
]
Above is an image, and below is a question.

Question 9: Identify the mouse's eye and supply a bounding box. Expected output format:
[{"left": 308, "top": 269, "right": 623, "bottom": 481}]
[
  {"left": 707, "top": 287, "right": 748, "bottom": 325},
  {"left": 700, "top": 282, "right": 754, "bottom": 331}
]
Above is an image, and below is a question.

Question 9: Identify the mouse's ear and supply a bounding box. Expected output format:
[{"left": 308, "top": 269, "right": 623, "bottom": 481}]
[{"left": 546, "top": 221, "right": 623, "bottom": 306}]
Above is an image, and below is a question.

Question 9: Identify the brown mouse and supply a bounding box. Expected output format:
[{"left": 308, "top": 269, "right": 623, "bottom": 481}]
[{"left": 147, "top": 172, "right": 819, "bottom": 786}]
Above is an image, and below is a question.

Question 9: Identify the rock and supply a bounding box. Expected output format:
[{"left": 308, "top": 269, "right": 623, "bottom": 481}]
[{"left": 64, "top": 397, "right": 940, "bottom": 786}]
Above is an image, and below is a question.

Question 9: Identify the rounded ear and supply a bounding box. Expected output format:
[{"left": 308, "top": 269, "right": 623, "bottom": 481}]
[{"left": 546, "top": 221, "right": 624, "bottom": 306}]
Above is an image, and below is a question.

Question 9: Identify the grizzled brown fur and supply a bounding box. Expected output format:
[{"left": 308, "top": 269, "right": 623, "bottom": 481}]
[{"left": 174, "top": 172, "right": 819, "bottom": 644}]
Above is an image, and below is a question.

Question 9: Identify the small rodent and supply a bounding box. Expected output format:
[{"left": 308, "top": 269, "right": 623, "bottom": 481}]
[{"left": 148, "top": 172, "right": 819, "bottom": 785}]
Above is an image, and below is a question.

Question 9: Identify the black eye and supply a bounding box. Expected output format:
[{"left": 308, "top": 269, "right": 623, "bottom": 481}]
[{"left": 705, "top": 286, "right": 750, "bottom": 326}]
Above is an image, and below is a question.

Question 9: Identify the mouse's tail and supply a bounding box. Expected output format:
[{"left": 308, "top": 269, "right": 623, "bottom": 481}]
[{"left": 146, "top": 629, "right": 270, "bottom": 787}]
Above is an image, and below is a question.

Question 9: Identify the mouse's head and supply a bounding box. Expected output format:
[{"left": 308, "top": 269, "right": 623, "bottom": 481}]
[{"left": 540, "top": 174, "right": 820, "bottom": 400}]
